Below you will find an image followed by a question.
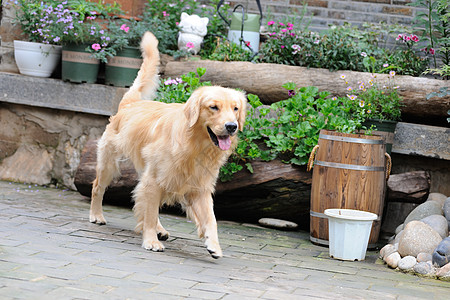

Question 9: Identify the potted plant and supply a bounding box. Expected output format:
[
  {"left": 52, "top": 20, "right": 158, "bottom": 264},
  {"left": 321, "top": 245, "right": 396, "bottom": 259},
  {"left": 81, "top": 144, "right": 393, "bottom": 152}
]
[
  {"left": 9, "top": 0, "right": 64, "bottom": 77},
  {"left": 55, "top": 0, "right": 121, "bottom": 83},
  {"left": 336, "top": 69, "right": 403, "bottom": 154},
  {"left": 94, "top": 18, "right": 148, "bottom": 87}
]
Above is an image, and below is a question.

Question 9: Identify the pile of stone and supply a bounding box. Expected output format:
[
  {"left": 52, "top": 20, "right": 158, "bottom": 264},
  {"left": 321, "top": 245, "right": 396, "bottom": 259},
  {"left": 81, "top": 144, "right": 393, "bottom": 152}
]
[{"left": 380, "top": 193, "right": 450, "bottom": 280}]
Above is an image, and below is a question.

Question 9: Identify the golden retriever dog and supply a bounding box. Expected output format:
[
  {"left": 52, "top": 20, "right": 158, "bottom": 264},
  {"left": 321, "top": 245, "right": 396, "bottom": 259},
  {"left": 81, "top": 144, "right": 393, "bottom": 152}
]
[{"left": 89, "top": 32, "right": 247, "bottom": 259}]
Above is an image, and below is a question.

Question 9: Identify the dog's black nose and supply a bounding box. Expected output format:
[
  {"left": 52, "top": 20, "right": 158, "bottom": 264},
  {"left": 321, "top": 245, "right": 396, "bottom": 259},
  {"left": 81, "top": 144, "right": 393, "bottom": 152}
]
[{"left": 225, "top": 122, "right": 238, "bottom": 134}]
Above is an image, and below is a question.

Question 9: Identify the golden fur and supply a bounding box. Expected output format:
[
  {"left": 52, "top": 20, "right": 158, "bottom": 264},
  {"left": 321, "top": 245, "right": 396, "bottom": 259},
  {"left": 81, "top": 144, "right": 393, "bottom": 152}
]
[{"left": 89, "top": 32, "right": 247, "bottom": 258}]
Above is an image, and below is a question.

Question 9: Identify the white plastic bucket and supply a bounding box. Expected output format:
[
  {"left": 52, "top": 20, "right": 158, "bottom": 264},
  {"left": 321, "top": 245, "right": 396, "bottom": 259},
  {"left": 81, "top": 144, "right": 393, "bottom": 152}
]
[
  {"left": 324, "top": 208, "right": 378, "bottom": 261},
  {"left": 228, "top": 30, "right": 260, "bottom": 52}
]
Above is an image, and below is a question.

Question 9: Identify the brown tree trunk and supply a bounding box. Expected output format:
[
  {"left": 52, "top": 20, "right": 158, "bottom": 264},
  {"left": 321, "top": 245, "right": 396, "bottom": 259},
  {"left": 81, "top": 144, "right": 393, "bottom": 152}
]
[{"left": 164, "top": 60, "right": 449, "bottom": 120}]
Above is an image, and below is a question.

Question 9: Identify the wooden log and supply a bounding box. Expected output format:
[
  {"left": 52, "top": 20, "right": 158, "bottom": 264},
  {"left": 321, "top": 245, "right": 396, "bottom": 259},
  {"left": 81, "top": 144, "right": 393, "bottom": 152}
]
[
  {"left": 164, "top": 60, "right": 449, "bottom": 119},
  {"left": 74, "top": 139, "right": 313, "bottom": 227},
  {"left": 386, "top": 171, "right": 430, "bottom": 203},
  {"left": 74, "top": 139, "right": 138, "bottom": 204}
]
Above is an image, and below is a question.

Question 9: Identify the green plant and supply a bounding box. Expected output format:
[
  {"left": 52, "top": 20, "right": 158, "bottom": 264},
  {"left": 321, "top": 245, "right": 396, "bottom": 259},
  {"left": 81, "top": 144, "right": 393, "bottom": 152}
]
[
  {"left": 156, "top": 68, "right": 211, "bottom": 104},
  {"left": 336, "top": 72, "right": 403, "bottom": 123},
  {"left": 88, "top": 17, "right": 153, "bottom": 63},
  {"left": 409, "top": 0, "right": 449, "bottom": 70},
  {"left": 9, "top": 0, "right": 65, "bottom": 45},
  {"left": 208, "top": 38, "right": 253, "bottom": 61},
  {"left": 199, "top": 0, "right": 231, "bottom": 58},
  {"left": 221, "top": 83, "right": 363, "bottom": 181}
]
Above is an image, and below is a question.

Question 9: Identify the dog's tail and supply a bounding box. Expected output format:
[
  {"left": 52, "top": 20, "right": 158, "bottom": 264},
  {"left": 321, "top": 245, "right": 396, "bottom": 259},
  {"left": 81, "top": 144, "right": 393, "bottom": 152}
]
[{"left": 118, "top": 32, "right": 160, "bottom": 111}]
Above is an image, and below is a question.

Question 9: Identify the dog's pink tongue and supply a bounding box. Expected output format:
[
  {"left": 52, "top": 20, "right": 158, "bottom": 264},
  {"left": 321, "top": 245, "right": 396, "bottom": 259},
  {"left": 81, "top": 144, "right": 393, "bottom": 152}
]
[{"left": 218, "top": 136, "right": 231, "bottom": 150}]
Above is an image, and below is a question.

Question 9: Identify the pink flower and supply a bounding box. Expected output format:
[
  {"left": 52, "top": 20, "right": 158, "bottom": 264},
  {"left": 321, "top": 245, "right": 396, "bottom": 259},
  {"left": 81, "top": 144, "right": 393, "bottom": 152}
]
[
  {"left": 383, "top": 63, "right": 389, "bottom": 68},
  {"left": 389, "top": 71, "right": 396, "bottom": 77},
  {"left": 396, "top": 34, "right": 402, "bottom": 41},
  {"left": 347, "top": 94, "right": 357, "bottom": 100},
  {"left": 279, "top": 22, "right": 285, "bottom": 26},
  {"left": 429, "top": 48, "right": 435, "bottom": 55},
  {"left": 162, "top": 11, "right": 169, "bottom": 17},
  {"left": 287, "top": 23, "right": 294, "bottom": 28},
  {"left": 91, "top": 43, "right": 101, "bottom": 51},
  {"left": 281, "top": 45, "right": 285, "bottom": 49},
  {"left": 120, "top": 24, "right": 129, "bottom": 33},
  {"left": 411, "top": 35, "right": 419, "bottom": 42},
  {"left": 186, "top": 42, "right": 195, "bottom": 49},
  {"left": 245, "top": 41, "right": 251, "bottom": 47},
  {"left": 267, "top": 21, "right": 275, "bottom": 26},
  {"left": 281, "top": 29, "right": 287, "bottom": 33}
]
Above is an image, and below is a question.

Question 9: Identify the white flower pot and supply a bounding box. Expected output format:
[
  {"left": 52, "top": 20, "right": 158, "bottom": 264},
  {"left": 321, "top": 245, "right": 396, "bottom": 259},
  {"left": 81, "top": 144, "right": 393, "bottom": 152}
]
[
  {"left": 325, "top": 208, "right": 378, "bottom": 261},
  {"left": 14, "top": 40, "right": 62, "bottom": 77}
]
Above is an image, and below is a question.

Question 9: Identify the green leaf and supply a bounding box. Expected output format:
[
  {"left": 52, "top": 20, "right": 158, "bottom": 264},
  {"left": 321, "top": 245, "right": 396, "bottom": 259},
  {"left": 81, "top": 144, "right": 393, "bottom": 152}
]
[
  {"left": 196, "top": 67, "right": 206, "bottom": 77},
  {"left": 245, "top": 163, "right": 254, "bottom": 173}
]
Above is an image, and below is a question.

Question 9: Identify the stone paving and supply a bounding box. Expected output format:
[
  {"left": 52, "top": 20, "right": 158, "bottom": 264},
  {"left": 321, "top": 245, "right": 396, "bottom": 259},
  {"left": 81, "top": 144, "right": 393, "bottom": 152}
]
[{"left": 0, "top": 180, "right": 449, "bottom": 299}]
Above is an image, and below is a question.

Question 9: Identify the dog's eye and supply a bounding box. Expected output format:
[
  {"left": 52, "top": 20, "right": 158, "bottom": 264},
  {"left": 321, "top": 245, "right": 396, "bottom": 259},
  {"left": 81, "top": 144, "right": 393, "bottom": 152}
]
[{"left": 210, "top": 105, "right": 219, "bottom": 111}]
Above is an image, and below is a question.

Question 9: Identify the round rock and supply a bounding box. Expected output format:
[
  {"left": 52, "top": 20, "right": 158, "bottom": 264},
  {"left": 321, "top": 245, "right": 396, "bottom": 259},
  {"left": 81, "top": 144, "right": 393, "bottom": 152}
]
[
  {"left": 395, "top": 223, "right": 404, "bottom": 235},
  {"left": 432, "top": 236, "right": 450, "bottom": 267},
  {"left": 258, "top": 218, "right": 298, "bottom": 230},
  {"left": 436, "top": 262, "right": 450, "bottom": 280},
  {"left": 413, "top": 261, "right": 435, "bottom": 276},
  {"left": 398, "top": 221, "right": 442, "bottom": 257},
  {"left": 417, "top": 252, "right": 432, "bottom": 263},
  {"left": 398, "top": 255, "right": 417, "bottom": 271},
  {"left": 380, "top": 244, "right": 397, "bottom": 260},
  {"left": 385, "top": 252, "right": 401, "bottom": 269},
  {"left": 420, "top": 214, "right": 449, "bottom": 239},
  {"left": 444, "top": 197, "right": 450, "bottom": 228},
  {"left": 404, "top": 201, "right": 443, "bottom": 225},
  {"left": 427, "top": 193, "right": 448, "bottom": 208}
]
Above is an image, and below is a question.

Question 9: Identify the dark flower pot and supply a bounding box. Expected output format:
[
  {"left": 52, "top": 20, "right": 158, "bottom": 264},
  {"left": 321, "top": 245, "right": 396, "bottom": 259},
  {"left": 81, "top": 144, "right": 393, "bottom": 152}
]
[
  {"left": 104, "top": 46, "right": 142, "bottom": 87},
  {"left": 362, "top": 119, "right": 398, "bottom": 155},
  {"left": 62, "top": 44, "right": 99, "bottom": 84}
]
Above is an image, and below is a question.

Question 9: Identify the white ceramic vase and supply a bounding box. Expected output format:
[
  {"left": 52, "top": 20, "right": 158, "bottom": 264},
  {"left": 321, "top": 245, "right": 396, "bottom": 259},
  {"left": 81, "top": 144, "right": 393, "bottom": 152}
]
[{"left": 14, "top": 40, "right": 62, "bottom": 77}]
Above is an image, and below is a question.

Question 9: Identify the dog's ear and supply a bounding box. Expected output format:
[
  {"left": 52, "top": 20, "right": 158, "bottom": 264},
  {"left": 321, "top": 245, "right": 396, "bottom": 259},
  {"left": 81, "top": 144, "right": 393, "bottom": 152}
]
[
  {"left": 184, "top": 88, "right": 203, "bottom": 127},
  {"left": 237, "top": 92, "right": 247, "bottom": 131}
]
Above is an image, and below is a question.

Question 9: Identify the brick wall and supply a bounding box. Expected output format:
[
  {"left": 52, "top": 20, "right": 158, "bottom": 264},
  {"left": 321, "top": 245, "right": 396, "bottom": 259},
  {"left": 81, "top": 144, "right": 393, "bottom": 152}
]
[{"left": 242, "top": 0, "right": 418, "bottom": 32}]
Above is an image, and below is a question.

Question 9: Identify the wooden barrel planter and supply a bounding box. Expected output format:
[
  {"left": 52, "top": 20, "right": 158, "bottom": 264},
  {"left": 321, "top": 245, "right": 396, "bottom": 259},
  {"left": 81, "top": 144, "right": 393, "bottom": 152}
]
[{"left": 308, "top": 130, "right": 390, "bottom": 248}]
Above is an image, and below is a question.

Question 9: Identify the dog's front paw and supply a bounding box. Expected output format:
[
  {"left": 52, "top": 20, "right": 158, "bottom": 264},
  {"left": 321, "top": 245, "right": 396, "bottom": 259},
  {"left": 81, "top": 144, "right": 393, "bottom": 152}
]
[
  {"left": 89, "top": 212, "right": 106, "bottom": 225},
  {"left": 205, "top": 240, "right": 223, "bottom": 259},
  {"left": 142, "top": 240, "right": 165, "bottom": 252}
]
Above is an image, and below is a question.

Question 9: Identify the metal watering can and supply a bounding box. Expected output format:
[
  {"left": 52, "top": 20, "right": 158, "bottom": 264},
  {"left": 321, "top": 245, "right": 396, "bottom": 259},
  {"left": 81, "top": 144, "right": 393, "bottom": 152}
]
[{"left": 217, "top": 0, "right": 263, "bottom": 53}]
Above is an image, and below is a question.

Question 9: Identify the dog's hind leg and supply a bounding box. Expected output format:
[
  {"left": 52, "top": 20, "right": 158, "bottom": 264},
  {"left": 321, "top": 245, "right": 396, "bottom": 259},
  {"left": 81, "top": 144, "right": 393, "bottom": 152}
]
[
  {"left": 133, "top": 172, "right": 165, "bottom": 251},
  {"left": 90, "top": 136, "right": 121, "bottom": 225},
  {"left": 186, "top": 192, "right": 223, "bottom": 259}
]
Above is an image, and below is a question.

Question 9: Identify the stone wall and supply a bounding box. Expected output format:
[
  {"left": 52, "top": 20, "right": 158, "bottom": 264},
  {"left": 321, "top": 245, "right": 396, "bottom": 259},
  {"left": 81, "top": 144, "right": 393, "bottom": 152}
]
[
  {"left": 0, "top": 102, "right": 108, "bottom": 189},
  {"left": 0, "top": 72, "right": 126, "bottom": 189}
]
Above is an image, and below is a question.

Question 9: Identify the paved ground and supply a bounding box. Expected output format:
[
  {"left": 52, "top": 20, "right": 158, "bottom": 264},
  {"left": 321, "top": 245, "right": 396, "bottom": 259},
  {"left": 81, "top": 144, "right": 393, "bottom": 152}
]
[{"left": 0, "top": 181, "right": 449, "bottom": 299}]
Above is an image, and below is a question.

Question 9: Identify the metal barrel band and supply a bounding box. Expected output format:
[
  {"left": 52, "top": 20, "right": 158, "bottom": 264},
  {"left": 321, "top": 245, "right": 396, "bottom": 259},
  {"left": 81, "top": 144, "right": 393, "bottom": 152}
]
[
  {"left": 319, "top": 133, "right": 384, "bottom": 145},
  {"left": 314, "top": 160, "right": 385, "bottom": 172}
]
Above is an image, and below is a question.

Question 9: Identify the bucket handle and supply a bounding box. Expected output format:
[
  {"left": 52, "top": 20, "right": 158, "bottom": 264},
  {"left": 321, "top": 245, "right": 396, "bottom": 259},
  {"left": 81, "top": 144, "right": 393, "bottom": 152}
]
[
  {"left": 307, "top": 145, "right": 392, "bottom": 181},
  {"left": 307, "top": 145, "right": 319, "bottom": 172},
  {"left": 217, "top": 0, "right": 263, "bottom": 27},
  {"left": 385, "top": 152, "right": 391, "bottom": 181}
]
